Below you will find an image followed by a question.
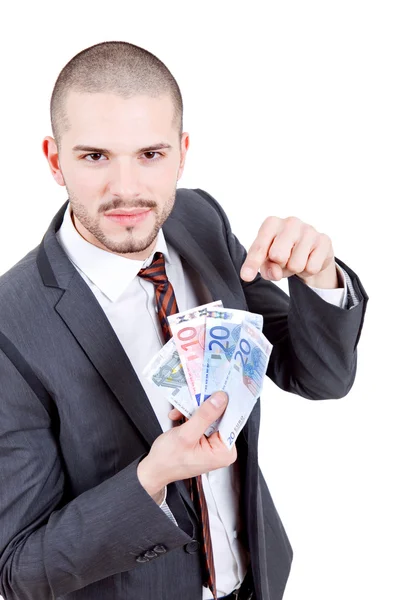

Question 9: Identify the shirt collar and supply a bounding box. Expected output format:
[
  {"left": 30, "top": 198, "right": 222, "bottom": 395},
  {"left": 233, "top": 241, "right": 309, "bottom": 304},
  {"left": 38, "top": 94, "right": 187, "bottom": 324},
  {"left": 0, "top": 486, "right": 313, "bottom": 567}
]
[{"left": 56, "top": 202, "right": 171, "bottom": 302}]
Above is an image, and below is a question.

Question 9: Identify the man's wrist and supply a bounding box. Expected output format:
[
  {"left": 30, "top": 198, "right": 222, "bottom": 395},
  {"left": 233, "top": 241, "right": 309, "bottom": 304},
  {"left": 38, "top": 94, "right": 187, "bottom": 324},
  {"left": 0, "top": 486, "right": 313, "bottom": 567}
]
[
  {"left": 297, "top": 260, "right": 340, "bottom": 289},
  {"left": 137, "top": 456, "right": 166, "bottom": 503}
]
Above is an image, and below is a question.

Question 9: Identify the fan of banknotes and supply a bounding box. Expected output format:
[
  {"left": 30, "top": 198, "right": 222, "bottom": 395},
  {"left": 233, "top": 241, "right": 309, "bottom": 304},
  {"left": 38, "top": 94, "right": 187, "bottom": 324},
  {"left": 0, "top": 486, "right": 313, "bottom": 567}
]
[{"left": 143, "top": 301, "right": 273, "bottom": 450}]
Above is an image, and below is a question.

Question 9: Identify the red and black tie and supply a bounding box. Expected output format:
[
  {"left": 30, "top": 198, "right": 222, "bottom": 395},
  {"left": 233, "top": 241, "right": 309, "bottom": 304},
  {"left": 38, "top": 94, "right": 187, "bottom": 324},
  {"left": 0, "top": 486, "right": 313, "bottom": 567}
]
[{"left": 138, "top": 252, "right": 218, "bottom": 599}]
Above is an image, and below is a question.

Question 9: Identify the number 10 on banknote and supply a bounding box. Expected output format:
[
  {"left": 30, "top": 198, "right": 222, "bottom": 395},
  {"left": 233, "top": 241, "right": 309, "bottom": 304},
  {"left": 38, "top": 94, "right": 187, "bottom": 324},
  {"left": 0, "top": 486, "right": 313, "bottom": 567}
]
[{"left": 167, "top": 301, "right": 223, "bottom": 406}]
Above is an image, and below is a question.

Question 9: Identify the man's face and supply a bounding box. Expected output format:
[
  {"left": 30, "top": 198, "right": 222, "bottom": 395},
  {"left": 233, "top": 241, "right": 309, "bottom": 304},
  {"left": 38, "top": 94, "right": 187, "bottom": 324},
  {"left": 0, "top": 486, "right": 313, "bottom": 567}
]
[{"left": 43, "top": 91, "right": 189, "bottom": 260}]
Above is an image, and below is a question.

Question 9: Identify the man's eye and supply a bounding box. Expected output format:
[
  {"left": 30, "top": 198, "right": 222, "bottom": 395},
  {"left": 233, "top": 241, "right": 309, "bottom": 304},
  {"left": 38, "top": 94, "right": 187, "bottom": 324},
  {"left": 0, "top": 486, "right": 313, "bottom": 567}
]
[
  {"left": 84, "top": 153, "right": 105, "bottom": 162},
  {"left": 143, "top": 152, "right": 161, "bottom": 161}
]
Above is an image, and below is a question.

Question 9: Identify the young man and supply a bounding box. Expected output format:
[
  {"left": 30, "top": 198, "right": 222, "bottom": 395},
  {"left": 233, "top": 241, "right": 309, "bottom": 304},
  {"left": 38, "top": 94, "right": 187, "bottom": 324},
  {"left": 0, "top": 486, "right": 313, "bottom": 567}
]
[{"left": 0, "top": 41, "right": 368, "bottom": 600}]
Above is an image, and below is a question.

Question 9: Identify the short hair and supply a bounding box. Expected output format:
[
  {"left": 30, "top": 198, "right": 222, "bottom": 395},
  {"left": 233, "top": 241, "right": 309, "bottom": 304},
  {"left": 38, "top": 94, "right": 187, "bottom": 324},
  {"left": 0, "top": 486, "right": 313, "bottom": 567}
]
[{"left": 50, "top": 40, "right": 183, "bottom": 148}]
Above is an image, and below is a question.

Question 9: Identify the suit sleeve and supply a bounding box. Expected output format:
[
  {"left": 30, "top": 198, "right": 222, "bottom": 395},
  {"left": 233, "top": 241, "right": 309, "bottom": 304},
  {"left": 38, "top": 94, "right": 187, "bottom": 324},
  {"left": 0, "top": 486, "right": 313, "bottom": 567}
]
[
  {"left": 0, "top": 350, "right": 191, "bottom": 599},
  {"left": 195, "top": 188, "right": 369, "bottom": 400}
]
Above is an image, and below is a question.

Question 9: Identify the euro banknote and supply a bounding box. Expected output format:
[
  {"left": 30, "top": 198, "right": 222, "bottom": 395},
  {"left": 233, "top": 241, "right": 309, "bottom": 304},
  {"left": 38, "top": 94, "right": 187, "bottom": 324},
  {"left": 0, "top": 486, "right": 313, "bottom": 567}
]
[
  {"left": 143, "top": 302, "right": 273, "bottom": 449},
  {"left": 200, "top": 308, "right": 263, "bottom": 404},
  {"left": 204, "top": 320, "right": 273, "bottom": 449},
  {"left": 142, "top": 337, "right": 196, "bottom": 419},
  {"left": 167, "top": 300, "right": 222, "bottom": 406}
]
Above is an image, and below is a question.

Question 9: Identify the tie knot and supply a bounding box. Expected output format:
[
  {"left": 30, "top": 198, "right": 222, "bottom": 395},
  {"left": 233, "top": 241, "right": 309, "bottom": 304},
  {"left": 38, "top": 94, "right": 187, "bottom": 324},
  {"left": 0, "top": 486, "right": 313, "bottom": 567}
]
[
  {"left": 137, "top": 251, "right": 178, "bottom": 343},
  {"left": 138, "top": 252, "right": 168, "bottom": 285}
]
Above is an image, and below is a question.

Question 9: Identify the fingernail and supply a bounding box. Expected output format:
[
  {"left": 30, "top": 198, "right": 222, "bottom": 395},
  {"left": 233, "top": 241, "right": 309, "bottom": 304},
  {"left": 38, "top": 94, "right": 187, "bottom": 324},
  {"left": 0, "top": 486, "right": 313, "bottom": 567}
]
[
  {"left": 210, "top": 392, "right": 227, "bottom": 408},
  {"left": 267, "top": 268, "right": 274, "bottom": 279},
  {"left": 241, "top": 267, "right": 254, "bottom": 280}
]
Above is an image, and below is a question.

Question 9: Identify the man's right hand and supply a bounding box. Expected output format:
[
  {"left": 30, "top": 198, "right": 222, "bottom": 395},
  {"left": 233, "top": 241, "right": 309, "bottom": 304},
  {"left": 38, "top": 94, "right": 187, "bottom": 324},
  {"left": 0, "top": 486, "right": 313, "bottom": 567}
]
[{"left": 137, "top": 391, "right": 236, "bottom": 497}]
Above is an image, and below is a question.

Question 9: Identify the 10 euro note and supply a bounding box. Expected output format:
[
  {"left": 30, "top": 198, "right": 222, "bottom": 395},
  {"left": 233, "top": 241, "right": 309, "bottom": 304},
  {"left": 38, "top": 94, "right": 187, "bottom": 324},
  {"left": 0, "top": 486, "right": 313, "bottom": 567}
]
[
  {"left": 200, "top": 308, "right": 264, "bottom": 404},
  {"left": 204, "top": 320, "right": 273, "bottom": 450},
  {"left": 142, "top": 337, "right": 196, "bottom": 419},
  {"left": 167, "top": 300, "right": 223, "bottom": 407}
]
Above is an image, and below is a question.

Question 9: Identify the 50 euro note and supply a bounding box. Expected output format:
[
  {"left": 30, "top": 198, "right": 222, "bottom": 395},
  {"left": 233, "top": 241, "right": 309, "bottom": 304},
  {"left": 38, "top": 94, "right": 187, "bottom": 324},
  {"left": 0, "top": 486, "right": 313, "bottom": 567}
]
[
  {"left": 167, "top": 300, "right": 223, "bottom": 407},
  {"left": 204, "top": 320, "right": 273, "bottom": 450},
  {"left": 200, "top": 308, "right": 264, "bottom": 404},
  {"left": 142, "top": 337, "right": 196, "bottom": 419}
]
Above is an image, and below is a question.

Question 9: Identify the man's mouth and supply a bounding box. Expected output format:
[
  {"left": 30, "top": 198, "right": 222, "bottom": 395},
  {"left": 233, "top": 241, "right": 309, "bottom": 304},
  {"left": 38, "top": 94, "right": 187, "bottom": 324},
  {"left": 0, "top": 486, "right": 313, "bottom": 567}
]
[
  {"left": 105, "top": 207, "right": 152, "bottom": 216},
  {"left": 104, "top": 208, "right": 152, "bottom": 225}
]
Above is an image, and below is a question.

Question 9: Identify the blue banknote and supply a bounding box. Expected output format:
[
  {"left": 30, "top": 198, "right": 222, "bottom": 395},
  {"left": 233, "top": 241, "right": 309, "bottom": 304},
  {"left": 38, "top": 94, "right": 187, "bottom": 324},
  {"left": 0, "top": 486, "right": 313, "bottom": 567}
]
[
  {"left": 204, "top": 320, "right": 273, "bottom": 449},
  {"left": 200, "top": 308, "right": 263, "bottom": 404}
]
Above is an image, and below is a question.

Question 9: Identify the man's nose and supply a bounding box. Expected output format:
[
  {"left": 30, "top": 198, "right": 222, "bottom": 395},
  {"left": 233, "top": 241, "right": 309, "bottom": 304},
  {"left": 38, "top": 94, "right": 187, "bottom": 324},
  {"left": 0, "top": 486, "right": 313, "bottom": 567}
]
[{"left": 108, "top": 159, "right": 144, "bottom": 198}]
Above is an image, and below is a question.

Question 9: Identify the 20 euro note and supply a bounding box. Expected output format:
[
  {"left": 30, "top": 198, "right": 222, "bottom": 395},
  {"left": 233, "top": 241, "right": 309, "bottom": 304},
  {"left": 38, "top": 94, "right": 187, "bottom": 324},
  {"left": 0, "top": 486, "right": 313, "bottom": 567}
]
[
  {"left": 167, "top": 300, "right": 223, "bottom": 407},
  {"left": 204, "top": 320, "right": 273, "bottom": 450},
  {"left": 200, "top": 308, "right": 264, "bottom": 404},
  {"left": 142, "top": 337, "right": 196, "bottom": 419}
]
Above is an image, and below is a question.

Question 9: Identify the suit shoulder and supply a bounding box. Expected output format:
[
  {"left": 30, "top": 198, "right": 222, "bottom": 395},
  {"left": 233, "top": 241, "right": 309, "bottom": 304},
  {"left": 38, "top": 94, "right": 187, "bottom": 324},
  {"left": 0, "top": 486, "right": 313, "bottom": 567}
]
[
  {"left": 174, "top": 187, "right": 232, "bottom": 231},
  {"left": 0, "top": 245, "right": 40, "bottom": 310}
]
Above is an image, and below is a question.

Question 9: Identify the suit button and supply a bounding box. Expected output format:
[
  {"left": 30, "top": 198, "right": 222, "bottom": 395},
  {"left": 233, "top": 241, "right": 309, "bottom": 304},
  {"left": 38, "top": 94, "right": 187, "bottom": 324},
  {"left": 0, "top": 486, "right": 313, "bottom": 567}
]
[
  {"left": 153, "top": 544, "right": 167, "bottom": 554},
  {"left": 136, "top": 555, "right": 150, "bottom": 563},
  {"left": 184, "top": 540, "right": 200, "bottom": 553},
  {"left": 144, "top": 550, "right": 158, "bottom": 559}
]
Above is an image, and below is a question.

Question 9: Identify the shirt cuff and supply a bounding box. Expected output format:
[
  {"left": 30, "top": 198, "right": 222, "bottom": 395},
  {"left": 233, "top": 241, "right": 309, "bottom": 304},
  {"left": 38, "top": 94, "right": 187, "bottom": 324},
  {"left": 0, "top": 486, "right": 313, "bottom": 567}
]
[
  {"left": 306, "top": 263, "right": 347, "bottom": 308},
  {"left": 158, "top": 486, "right": 179, "bottom": 527},
  {"left": 157, "top": 485, "right": 168, "bottom": 505}
]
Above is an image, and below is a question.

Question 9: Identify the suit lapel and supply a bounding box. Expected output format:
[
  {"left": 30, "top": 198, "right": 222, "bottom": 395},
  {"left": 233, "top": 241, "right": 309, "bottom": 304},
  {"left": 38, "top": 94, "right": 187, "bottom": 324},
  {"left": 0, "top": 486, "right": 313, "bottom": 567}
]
[
  {"left": 163, "top": 213, "right": 244, "bottom": 310},
  {"left": 37, "top": 211, "right": 164, "bottom": 448}
]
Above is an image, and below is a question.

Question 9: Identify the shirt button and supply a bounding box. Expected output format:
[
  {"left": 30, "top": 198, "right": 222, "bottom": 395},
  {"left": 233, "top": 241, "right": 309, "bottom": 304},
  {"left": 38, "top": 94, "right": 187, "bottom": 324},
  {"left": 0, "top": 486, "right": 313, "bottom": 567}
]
[{"left": 233, "top": 530, "right": 238, "bottom": 539}]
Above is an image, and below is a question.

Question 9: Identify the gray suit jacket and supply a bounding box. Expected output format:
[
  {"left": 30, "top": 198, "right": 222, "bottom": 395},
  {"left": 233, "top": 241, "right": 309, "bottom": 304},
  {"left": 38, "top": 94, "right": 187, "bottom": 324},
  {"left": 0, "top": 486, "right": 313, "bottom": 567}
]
[{"left": 0, "top": 188, "right": 368, "bottom": 600}]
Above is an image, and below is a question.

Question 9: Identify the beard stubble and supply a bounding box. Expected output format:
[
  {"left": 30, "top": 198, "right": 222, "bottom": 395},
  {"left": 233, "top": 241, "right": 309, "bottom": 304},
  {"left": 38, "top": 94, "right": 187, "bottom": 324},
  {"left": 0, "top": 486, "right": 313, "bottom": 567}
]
[{"left": 66, "top": 188, "right": 176, "bottom": 255}]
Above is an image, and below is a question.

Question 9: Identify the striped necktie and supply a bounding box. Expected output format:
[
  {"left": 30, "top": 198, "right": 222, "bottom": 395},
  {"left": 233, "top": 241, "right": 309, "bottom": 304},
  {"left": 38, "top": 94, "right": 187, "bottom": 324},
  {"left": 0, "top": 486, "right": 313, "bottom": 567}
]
[{"left": 138, "top": 251, "right": 218, "bottom": 600}]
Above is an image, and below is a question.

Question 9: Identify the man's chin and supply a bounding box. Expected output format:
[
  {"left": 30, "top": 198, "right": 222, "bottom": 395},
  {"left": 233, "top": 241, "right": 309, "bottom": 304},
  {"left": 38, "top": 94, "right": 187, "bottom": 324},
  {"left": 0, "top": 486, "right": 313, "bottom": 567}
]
[{"left": 99, "top": 230, "right": 160, "bottom": 256}]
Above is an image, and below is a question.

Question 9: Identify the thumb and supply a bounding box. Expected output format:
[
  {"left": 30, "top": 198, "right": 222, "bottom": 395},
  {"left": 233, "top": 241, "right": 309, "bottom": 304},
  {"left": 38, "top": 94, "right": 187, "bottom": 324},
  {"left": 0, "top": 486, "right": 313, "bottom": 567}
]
[{"left": 182, "top": 391, "right": 229, "bottom": 440}]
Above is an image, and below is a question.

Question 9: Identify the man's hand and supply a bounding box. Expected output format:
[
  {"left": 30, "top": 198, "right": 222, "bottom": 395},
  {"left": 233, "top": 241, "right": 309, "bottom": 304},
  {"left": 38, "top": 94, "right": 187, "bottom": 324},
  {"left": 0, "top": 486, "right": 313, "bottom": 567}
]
[
  {"left": 240, "top": 216, "right": 339, "bottom": 289},
  {"left": 137, "top": 392, "right": 236, "bottom": 498}
]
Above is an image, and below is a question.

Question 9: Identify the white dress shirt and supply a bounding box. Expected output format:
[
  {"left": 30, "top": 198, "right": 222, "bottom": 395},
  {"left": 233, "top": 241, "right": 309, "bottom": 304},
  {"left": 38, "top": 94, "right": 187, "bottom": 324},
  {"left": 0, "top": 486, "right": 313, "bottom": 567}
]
[{"left": 56, "top": 201, "right": 357, "bottom": 598}]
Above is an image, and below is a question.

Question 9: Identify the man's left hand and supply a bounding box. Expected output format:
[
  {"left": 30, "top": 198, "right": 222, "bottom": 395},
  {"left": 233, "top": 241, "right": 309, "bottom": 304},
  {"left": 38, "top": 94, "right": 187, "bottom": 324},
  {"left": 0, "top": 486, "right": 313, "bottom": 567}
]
[{"left": 240, "top": 216, "right": 339, "bottom": 289}]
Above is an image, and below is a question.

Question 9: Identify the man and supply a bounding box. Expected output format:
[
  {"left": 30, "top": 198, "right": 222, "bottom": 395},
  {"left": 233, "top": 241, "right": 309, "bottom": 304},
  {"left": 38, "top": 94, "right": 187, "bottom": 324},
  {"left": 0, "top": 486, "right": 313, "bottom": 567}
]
[{"left": 0, "top": 41, "right": 368, "bottom": 600}]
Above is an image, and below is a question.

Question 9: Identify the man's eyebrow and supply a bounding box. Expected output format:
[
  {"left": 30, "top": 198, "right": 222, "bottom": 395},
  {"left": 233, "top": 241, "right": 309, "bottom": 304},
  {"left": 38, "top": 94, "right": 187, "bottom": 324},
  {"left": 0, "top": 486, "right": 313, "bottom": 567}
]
[{"left": 72, "top": 143, "right": 173, "bottom": 154}]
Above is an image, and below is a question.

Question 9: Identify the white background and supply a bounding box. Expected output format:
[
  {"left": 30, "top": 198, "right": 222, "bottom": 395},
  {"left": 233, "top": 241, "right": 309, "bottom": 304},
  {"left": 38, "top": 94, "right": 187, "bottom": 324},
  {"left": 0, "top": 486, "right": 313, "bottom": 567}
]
[{"left": 0, "top": 1, "right": 399, "bottom": 599}]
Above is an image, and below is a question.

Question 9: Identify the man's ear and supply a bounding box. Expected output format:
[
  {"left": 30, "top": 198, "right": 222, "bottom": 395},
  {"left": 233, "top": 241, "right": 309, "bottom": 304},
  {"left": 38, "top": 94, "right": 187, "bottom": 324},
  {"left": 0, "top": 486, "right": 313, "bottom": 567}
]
[
  {"left": 42, "top": 136, "right": 65, "bottom": 186},
  {"left": 177, "top": 132, "right": 190, "bottom": 181}
]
